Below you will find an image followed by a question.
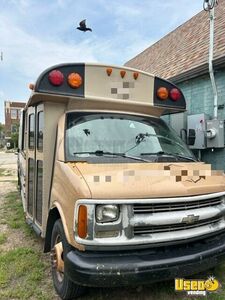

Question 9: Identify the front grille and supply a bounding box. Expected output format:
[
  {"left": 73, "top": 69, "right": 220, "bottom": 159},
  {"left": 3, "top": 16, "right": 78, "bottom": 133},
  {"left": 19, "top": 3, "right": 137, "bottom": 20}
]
[
  {"left": 76, "top": 192, "right": 225, "bottom": 247},
  {"left": 133, "top": 216, "right": 223, "bottom": 235},
  {"left": 133, "top": 197, "right": 222, "bottom": 214}
]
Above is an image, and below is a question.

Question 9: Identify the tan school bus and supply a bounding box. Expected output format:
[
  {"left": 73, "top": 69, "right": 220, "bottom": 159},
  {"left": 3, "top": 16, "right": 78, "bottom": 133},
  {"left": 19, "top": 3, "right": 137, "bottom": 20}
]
[{"left": 18, "top": 63, "right": 225, "bottom": 299}]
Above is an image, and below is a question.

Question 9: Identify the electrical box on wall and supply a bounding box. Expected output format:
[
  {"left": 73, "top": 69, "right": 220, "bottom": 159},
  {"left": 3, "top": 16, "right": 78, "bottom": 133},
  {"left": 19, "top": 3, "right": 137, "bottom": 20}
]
[
  {"left": 187, "top": 114, "right": 209, "bottom": 149},
  {"left": 206, "top": 119, "right": 224, "bottom": 148}
]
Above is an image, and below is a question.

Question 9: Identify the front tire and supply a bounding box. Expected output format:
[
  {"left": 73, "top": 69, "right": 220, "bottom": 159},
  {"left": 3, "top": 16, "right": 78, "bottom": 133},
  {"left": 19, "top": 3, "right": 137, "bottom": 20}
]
[{"left": 50, "top": 219, "right": 86, "bottom": 299}]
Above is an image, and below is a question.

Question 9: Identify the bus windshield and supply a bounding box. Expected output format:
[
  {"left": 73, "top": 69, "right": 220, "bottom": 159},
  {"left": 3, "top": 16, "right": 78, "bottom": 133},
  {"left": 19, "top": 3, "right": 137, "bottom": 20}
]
[{"left": 66, "top": 112, "right": 196, "bottom": 162}]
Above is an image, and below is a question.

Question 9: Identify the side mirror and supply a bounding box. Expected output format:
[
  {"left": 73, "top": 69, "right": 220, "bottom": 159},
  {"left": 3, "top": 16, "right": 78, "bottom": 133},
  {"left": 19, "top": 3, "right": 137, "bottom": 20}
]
[
  {"left": 188, "top": 129, "right": 196, "bottom": 146},
  {"left": 180, "top": 128, "right": 187, "bottom": 144}
]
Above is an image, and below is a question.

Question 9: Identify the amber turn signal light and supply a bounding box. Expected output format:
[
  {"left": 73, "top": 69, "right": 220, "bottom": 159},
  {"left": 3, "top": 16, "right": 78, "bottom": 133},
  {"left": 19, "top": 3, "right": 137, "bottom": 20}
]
[
  {"left": 78, "top": 205, "right": 87, "bottom": 239},
  {"left": 157, "top": 87, "right": 169, "bottom": 100},
  {"left": 67, "top": 72, "right": 82, "bottom": 88}
]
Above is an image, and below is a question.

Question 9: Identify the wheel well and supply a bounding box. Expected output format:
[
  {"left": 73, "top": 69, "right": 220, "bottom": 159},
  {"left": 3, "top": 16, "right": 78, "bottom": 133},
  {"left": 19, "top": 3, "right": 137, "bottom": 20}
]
[{"left": 44, "top": 207, "right": 60, "bottom": 253}]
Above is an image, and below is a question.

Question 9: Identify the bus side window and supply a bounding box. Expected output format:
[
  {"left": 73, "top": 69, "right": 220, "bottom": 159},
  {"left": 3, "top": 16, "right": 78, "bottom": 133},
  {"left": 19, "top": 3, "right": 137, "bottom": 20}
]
[
  {"left": 29, "top": 114, "right": 35, "bottom": 149},
  {"left": 37, "top": 111, "right": 44, "bottom": 151}
]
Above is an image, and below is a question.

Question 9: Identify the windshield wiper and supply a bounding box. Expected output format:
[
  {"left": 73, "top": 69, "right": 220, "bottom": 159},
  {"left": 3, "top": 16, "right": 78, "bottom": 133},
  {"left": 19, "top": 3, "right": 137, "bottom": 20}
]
[
  {"left": 170, "top": 153, "right": 197, "bottom": 162},
  {"left": 140, "top": 151, "right": 196, "bottom": 162},
  {"left": 125, "top": 132, "right": 187, "bottom": 154},
  {"left": 73, "top": 150, "right": 152, "bottom": 163}
]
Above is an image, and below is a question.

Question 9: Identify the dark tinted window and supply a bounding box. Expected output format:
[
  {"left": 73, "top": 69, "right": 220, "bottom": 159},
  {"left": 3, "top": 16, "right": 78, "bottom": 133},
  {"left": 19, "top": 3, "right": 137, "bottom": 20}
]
[
  {"left": 29, "top": 114, "right": 35, "bottom": 149},
  {"left": 36, "top": 160, "right": 43, "bottom": 224},
  {"left": 37, "top": 111, "right": 44, "bottom": 151},
  {"left": 28, "top": 158, "right": 34, "bottom": 216}
]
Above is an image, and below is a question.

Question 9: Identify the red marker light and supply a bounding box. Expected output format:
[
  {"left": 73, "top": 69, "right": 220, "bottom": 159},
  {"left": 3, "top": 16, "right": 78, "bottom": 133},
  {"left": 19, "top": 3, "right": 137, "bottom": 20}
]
[
  {"left": 48, "top": 70, "right": 64, "bottom": 86},
  {"left": 170, "top": 88, "right": 181, "bottom": 101}
]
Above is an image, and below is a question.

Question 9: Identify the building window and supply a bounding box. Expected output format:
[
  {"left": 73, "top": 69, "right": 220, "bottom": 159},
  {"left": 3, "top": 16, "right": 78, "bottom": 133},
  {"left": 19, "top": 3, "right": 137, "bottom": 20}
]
[
  {"left": 11, "top": 109, "right": 17, "bottom": 119},
  {"left": 18, "top": 110, "right": 21, "bottom": 119},
  {"left": 28, "top": 158, "right": 34, "bottom": 216},
  {"left": 37, "top": 111, "right": 44, "bottom": 151},
  {"left": 36, "top": 160, "right": 43, "bottom": 225},
  {"left": 29, "top": 114, "right": 35, "bottom": 149}
]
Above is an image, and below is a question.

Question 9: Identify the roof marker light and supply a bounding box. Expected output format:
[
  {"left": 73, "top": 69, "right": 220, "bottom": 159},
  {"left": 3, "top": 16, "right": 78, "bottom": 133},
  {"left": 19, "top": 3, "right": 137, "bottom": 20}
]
[
  {"left": 48, "top": 70, "right": 64, "bottom": 86},
  {"left": 28, "top": 83, "right": 35, "bottom": 90},
  {"left": 120, "top": 70, "right": 126, "bottom": 78},
  {"left": 67, "top": 72, "right": 82, "bottom": 88},
  {"left": 133, "top": 72, "right": 139, "bottom": 80},
  {"left": 106, "top": 68, "right": 112, "bottom": 76},
  {"left": 157, "top": 87, "right": 169, "bottom": 100},
  {"left": 170, "top": 88, "right": 182, "bottom": 101}
]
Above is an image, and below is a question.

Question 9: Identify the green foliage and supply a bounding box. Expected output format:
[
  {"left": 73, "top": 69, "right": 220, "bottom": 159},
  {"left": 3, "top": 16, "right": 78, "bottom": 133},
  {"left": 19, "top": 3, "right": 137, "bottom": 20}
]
[
  {"left": 2, "top": 191, "right": 33, "bottom": 236},
  {"left": 0, "top": 168, "right": 12, "bottom": 177},
  {"left": 0, "top": 123, "right": 5, "bottom": 134},
  {"left": 0, "top": 247, "right": 52, "bottom": 300},
  {"left": 0, "top": 234, "right": 7, "bottom": 245},
  {"left": 10, "top": 123, "right": 19, "bottom": 148}
]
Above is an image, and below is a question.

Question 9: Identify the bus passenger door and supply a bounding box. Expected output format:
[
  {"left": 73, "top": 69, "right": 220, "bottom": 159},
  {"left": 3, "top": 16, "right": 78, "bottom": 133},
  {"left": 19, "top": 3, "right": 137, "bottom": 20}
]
[
  {"left": 26, "top": 104, "right": 44, "bottom": 232},
  {"left": 26, "top": 107, "right": 36, "bottom": 220},
  {"left": 35, "top": 105, "right": 44, "bottom": 227}
]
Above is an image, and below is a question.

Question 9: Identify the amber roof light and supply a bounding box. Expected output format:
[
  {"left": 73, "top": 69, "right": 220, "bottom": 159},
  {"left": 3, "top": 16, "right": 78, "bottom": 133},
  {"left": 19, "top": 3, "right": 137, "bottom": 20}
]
[
  {"left": 157, "top": 87, "right": 169, "bottom": 100},
  {"left": 67, "top": 72, "right": 83, "bottom": 88}
]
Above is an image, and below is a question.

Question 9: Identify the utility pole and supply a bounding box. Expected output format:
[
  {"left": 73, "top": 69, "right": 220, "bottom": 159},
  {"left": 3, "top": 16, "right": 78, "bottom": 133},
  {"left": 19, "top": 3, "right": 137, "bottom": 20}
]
[
  {"left": 203, "top": 0, "right": 219, "bottom": 119},
  {"left": 0, "top": 51, "right": 3, "bottom": 61}
]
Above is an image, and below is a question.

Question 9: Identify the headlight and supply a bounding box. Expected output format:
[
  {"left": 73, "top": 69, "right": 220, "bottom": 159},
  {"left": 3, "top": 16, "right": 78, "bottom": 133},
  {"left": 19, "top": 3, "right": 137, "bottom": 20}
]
[{"left": 96, "top": 205, "right": 119, "bottom": 223}]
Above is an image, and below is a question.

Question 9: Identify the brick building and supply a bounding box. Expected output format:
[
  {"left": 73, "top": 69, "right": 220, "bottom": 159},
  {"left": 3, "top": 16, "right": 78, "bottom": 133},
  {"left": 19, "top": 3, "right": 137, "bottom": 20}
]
[
  {"left": 125, "top": 1, "right": 225, "bottom": 170},
  {"left": 4, "top": 101, "right": 26, "bottom": 141}
]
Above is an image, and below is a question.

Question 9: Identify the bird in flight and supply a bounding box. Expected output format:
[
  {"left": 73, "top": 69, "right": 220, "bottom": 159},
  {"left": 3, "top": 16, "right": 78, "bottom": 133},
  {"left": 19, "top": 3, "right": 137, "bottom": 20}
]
[{"left": 77, "top": 20, "right": 92, "bottom": 32}]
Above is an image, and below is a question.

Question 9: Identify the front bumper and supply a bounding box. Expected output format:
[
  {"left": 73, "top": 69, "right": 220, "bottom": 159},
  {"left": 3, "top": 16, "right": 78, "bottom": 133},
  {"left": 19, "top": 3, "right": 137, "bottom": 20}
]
[{"left": 65, "top": 231, "right": 225, "bottom": 287}]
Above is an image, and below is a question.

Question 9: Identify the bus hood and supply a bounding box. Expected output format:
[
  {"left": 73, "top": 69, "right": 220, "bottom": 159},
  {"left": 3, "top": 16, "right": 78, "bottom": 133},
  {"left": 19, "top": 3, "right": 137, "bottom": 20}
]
[{"left": 71, "top": 162, "right": 225, "bottom": 199}]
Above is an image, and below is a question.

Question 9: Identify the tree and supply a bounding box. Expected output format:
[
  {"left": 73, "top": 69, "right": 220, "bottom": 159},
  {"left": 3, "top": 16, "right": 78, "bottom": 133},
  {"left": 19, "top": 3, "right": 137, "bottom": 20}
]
[
  {"left": 11, "top": 123, "right": 19, "bottom": 149},
  {"left": 0, "top": 123, "right": 4, "bottom": 135},
  {"left": 0, "top": 123, "right": 5, "bottom": 148}
]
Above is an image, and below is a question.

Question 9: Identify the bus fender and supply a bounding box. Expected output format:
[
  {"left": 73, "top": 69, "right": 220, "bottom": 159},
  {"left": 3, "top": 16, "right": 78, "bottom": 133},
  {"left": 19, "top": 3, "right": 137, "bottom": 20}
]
[{"left": 44, "top": 202, "right": 70, "bottom": 253}]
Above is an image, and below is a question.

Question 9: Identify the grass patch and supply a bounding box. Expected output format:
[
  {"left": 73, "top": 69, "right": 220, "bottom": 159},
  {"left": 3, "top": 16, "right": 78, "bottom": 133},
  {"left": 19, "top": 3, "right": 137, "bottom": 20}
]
[
  {"left": 0, "top": 233, "right": 7, "bottom": 245},
  {"left": 3, "top": 191, "right": 33, "bottom": 237},
  {"left": 0, "top": 247, "right": 52, "bottom": 300},
  {"left": 0, "top": 168, "right": 13, "bottom": 177}
]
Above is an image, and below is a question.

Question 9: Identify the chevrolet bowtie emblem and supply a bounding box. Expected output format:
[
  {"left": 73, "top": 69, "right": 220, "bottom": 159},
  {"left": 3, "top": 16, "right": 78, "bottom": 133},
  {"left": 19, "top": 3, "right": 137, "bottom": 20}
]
[{"left": 182, "top": 214, "right": 200, "bottom": 224}]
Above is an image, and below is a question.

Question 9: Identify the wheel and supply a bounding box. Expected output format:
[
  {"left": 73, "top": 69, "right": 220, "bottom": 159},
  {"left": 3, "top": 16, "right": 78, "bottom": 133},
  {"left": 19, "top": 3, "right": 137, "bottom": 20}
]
[{"left": 50, "top": 219, "right": 86, "bottom": 299}]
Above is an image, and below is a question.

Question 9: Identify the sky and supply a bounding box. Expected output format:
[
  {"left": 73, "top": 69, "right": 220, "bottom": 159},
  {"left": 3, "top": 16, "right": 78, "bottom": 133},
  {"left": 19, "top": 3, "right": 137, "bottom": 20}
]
[{"left": 0, "top": 0, "right": 203, "bottom": 123}]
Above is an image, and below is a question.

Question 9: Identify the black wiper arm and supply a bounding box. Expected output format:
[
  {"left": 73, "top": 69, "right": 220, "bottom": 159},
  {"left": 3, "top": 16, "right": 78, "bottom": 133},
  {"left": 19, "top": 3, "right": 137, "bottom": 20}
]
[
  {"left": 140, "top": 151, "right": 165, "bottom": 156},
  {"left": 141, "top": 151, "right": 196, "bottom": 162},
  {"left": 73, "top": 150, "right": 151, "bottom": 162},
  {"left": 172, "top": 153, "right": 197, "bottom": 162}
]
